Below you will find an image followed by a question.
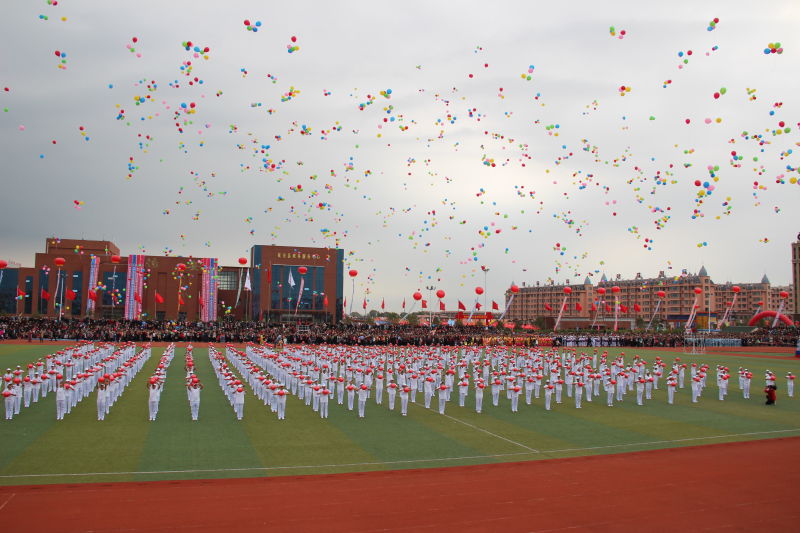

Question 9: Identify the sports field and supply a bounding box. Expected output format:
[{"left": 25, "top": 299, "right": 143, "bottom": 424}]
[{"left": 0, "top": 343, "right": 798, "bottom": 487}]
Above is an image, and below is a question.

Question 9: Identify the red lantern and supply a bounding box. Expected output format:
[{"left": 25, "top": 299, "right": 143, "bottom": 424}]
[
  {"left": 435, "top": 289, "right": 445, "bottom": 299},
  {"left": 176, "top": 263, "right": 186, "bottom": 272},
  {"left": 238, "top": 257, "right": 247, "bottom": 266},
  {"left": 412, "top": 291, "right": 422, "bottom": 301},
  {"left": 611, "top": 286, "right": 620, "bottom": 294},
  {"left": 0, "top": 260, "right": 7, "bottom": 269},
  {"left": 475, "top": 286, "right": 484, "bottom": 295},
  {"left": 348, "top": 269, "right": 358, "bottom": 278},
  {"left": 111, "top": 255, "right": 121, "bottom": 264},
  {"left": 510, "top": 284, "right": 519, "bottom": 294},
  {"left": 597, "top": 287, "right": 606, "bottom": 295},
  {"left": 693, "top": 287, "right": 702, "bottom": 295},
  {"left": 298, "top": 266, "right": 308, "bottom": 275},
  {"left": 54, "top": 257, "right": 66, "bottom": 267},
  {"left": 780, "top": 290, "right": 789, "bottom": 299},
  {"left": 732, "top": 285, "right": 741, "bottom": 294},
  {"left": 656, "top": 290, "right": 666, "bottom": 298},
  {"left": 563, "top": 287, "right": 572, "bottom": 295}
]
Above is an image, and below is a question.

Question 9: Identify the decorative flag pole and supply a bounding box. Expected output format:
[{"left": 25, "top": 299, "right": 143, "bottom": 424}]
[
  {"left": 719, "top": 285, "right": 740, "bottom": 326},
  {"left": 592, "top": 287, "right": 606, "bottom": 329},
  {"left": 235, "top": 257, "right": 247, "bottom": 309},
  {"left": 110, "top": 255, "right": 121, "bottom": 315},
  {"left": 499, "top": 284, "right": 519, "bottom": 321},
  {"left": 54, "top": 257, "right": 66, "bottom": 320},
  {"left": 684, "top": 287, "right": 703, "bottom": 332},
  {"left": 400, "top": 291, "right": 421, "bottom": 320},
  {"left": 176, "top": 263, "right": 187, "bottom": 314},
  {"left": 646, "top": 290, "right": 666, "bottom": 331},
  {"left": 553, "top": 286, "right": 572, "bottom": 331},
  {"left": 295, "top": 266, "right": 308, "bottom": 315},
  {"left": 611, "top": 286, "right": 621, "bottom": 332},
  {"left": 771, "top": 291, "right": 790, "bottom": 328}
]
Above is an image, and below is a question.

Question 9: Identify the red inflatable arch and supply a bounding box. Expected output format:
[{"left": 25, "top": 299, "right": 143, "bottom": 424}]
[{"left": 748, "top": 310, "right": 793, "bottom": 327}]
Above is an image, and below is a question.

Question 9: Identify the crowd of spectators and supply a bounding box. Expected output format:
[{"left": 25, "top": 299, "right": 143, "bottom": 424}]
[{"left": 0, "top": 316, "right": 796, "bottom": 347}]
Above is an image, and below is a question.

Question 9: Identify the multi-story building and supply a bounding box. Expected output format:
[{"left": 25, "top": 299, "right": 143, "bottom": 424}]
[
  {"left": 0, "top": 238, "right": 344, "bottom": 323},
  {"left": 793, "top": 233, "right": 800, "bottom": 319},
  {"left": 505, "top": 265, "right": 794, "bottom": 330}
]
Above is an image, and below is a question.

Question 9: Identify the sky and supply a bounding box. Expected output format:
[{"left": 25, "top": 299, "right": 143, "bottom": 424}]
[{"left": 1, "top": 0, "right": 799, "bottom": 310}]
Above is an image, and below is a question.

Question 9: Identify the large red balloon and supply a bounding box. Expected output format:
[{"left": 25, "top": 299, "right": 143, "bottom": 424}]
[
  {"left": 780, "top": 290, "right": 789, "bottom": 299},
  {"left": 435, "top": 289, "right": 445, "bottom": 299},
  {"left": 563, "top": 287, "right": 572, "bottom": 295},
  {"left": 597, "top": 287, "right": 606, "bottom": 295},
  {"left": 475, "top": 286, "right": 484, "bottom": 295},
  {"left": 412, "top": 291, "right": 422, "bottom": 301},
  {"left": 298, "top": 266, "right": 308, "bottom": 275},
  {"left": 0, "top": 260, "right": 7, "bottom": 269},
  {"left": 54, "top": 257, "right": 66, "bottom": 267},
  {"left": 693, "top": 287, "right": 702, "bottom": 295},
  {"left": 238, "top": 257, "right": 247, "bottom": 265},
  {"left": 348, "top": 269, "right": 358, "bottom": 278},
  {"left": 656, "top": 290, "right": 666, "bottom": 298},
  {"left": 111, "top": 255, "right": 121, "bottom": 264},
  {"left": 611, "top": 286, "right": 620, "bottom": 293},
  {"left": 510, "top": 284, "right": 519, "bottom": 294},
  {"left": 176, "top": 263, "right": 186, "bottom": 272},
  {"left": 732, "top": 285, "right": 741, "bottom": 294}
]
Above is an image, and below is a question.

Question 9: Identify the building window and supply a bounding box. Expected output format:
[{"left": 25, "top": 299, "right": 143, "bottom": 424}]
[{"left": 215, "top": 270, "right": 239, "bottom": 291}]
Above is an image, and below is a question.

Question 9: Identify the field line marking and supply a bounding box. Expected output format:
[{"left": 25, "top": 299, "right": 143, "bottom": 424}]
[
  {"left": 411, "top": 402, "right": 539, "bottom": 452},
  {"left": 0, "top": 492, "right": 16, "bottom": 511},
  {"left": 0, "top": 428, "right": 797, "bottom": 481}
]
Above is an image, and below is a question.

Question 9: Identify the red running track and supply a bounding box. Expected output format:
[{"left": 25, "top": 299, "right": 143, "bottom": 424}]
[{"left": 0, "top": 437, "right": 799, "bottom": 532}]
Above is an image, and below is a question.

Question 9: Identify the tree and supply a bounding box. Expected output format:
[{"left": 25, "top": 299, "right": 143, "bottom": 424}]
[{"left": 407, "top": 313, "right": 419, "bottom": 326}]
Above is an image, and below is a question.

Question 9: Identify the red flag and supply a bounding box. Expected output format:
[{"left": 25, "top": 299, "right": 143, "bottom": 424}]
[
  {"left": 343, "top": 297, "right": 347, "bottom": 310},
  {"left": 323, "top": 295, "right": 329, "bottom": 307},
  {"left": 485, "top": 312, "right": 493, "bottom": 320},
  {"left": 178, "top": 294, "right": 185, "bottom": 306},
  {"left": 492, "top": 301, "right": 499, "bottom": 311},
  {"left": 620, "top": 304, "right": 629, "bottom": 313},
  {"left": 362, "top": 298, "right": 367, "bottom": 310},
  {"left": 544, "top": 303, "right": 552, "bottom": 311},
  {"left": 605, "top": 304, "right": 612, "bottom": 313},
  {"left": 421, "top": 300, "right": 427, "bottom": 309},
  {"left": 88, "top": 289, "right": 97, "bottom": 301},
  {"left": 475, "top": 302, "right": 482, "bottom": 310},
  {"left": 134, "top": 292, "right": 142, "bottom": 303},
  {"left": 633, "top": 303, "right": 641, "bottom": 312},
  {"left": 562, "top": 303, "right": 568, "bottom": 312},
  {"left": 590, "top": 303, "right": 596, "bottom": 312},
  {"left": 456, "top": 311, "right": 464, "bottom": 320},
  {"left": 155, "top": 292, "right": 164, "bottom": 304},
  {"left": 65, "top": 290, "right": 76, "bottom": 301},
  {"left": 458, "top": 300, "right": 466, "bottom": 311},
  {"left": 16, "top": 288, "right": 26, "bottom": 298},
  {"left": 402, "top": 298, "right": 406, "bottom": 310},
  {"left": 40, "top": 289, "right": 50, "bottom": 301},
  {"left": 575, "top": 302, "right": 583, "bottom": 312},
  {"left": 381, "top": 298, "right": 385, "bottom": 310},
  {"left": 439, "top": 301, "right": 445, "bottom": 311},
  {"left": 266, "top": 266, "right": 272, "bottom": 284}
]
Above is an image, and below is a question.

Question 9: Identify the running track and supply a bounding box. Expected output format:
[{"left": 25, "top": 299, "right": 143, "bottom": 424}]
[{"left": 0, "top": 437, "right": 798, "bottom": 532}]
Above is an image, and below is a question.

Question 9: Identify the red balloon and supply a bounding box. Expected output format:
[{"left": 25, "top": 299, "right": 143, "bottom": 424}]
[
  {"left": 0, "top": 260, "right": 7, "bottom": 269},
  {"left": 54, "top": 257, "right": 66, "bottom": 267},
  {"left": 780, "top": 290, "right": 789, "bottom": 298},
  {"left": 435, "top": 289, "right": 445, "bottom": 299},
  {"left": 563, "top": 287, "right": 572, "bottom": 295},
  {"left": 656, "top": 290, "right": 666, "bottom": 298},
  {"left": 238, "top": 257, "right": 247, "bottom": 265},
  {"left": 176, "top": 263, "right": 186, "bottom": 272},
  {"left": 693, "top": 287, "right": 702, "bottom": 295},
  {"left": 611, "top": 286, "right": 620, "bottom": 293},
  {"left": 475, "top": 286, "right": 484, "bottom": 295},
  {"left": 412, "top": 291, "right": 422, "bottom": 301},
  {"left": 298, "top": 266, "right": 308, "bottom": 275},
  {"left": 732, "top": 285, "right": 741, "bottom": 294},
  {"left": 348, "top": 269, "right": 358, "bottom": 278},
  {"left": 510, "top": 284, "right": 519, "bottom": 294},
  {"left": 111, "top": 255, "right": 121, "bottom": 264},
  {"left": 597, "top": 287, "right": 606, "bottom": 295}
]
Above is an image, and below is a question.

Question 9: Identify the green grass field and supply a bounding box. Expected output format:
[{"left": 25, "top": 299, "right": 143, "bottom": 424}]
[{"left": 0, "top": 343, "right": 798, "bottom": 486}]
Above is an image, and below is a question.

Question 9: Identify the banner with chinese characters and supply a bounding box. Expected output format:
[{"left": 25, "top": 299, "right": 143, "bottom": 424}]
[
  {"left": 200, "top": 258, "right": 218, "bottom": 322},
  {"left": 124, "top": 254, "right": 145, "bottom": 319},
  {"left": 86, "top": 255, "right": 99, "bottom": 314}
]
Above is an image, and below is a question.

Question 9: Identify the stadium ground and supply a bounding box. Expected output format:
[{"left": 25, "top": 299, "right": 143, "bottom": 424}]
[{"left": 0, "top": 343, "right": 797, "bottom": 488}]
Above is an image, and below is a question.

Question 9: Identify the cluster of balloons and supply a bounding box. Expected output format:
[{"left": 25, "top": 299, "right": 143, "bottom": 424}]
[
  {"left": 707, "top": 17, "right": 720, "bottom": 31},
  {"left": 764, "top": 42, "right": 784, "bottom": 55},
  {"left": 712, "top": 87, "right": 727, "bottom": 99},
  {"left": 609, "top": 26, "right": 626, "bottom": 39},
  {"left": 618, "top": 85, "right": 631, "bottom": 96},
  {"left": 379, "top": 88, "right": 393, "bottom": 99},
  {"left": 54, "top": 50, "right": 68, "bottom": 70},
  {"left": 519, "top": 65, "right": 535, "bottom": 81},
  {"left": 126, "top": 37, "right": 141, "bottom": 58},
  {"left": 181, "top": 41, "right": 211, "bottom": 59},
  {"left": 243, "top": 19, "right": 262, "bottom": 32},
  {"left": 677, "top": 49, "right": 693, "bottom": 66},
  {"left": 281, "top": 86, "right": 300, "bottom": 102},
  {"left": 287, "top": 36, "right": 299, "bottom": 53}
]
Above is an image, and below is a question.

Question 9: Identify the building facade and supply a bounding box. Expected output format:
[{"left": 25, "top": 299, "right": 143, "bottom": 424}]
[
  {"left": 0, "top": 239, "right": 343, "bottom": 323},
  {"left": 793, "top": 233, "right": 800, "bottom": 319},
  {"left": 505, "top": 266, "right": 795, "bottom": 330}
]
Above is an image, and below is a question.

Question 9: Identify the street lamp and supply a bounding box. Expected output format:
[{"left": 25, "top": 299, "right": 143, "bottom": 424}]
[{"left": 425, "top": 285, "right": 435, "bottom": 327}]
